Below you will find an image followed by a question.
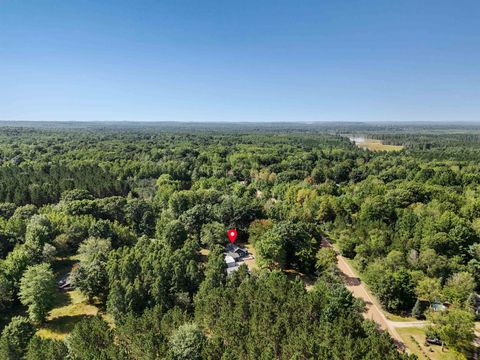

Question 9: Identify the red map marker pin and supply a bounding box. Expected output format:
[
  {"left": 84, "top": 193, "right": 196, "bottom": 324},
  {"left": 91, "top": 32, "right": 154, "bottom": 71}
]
[{"left": 227, "top": 229, "right": 237, "bottom": 244}]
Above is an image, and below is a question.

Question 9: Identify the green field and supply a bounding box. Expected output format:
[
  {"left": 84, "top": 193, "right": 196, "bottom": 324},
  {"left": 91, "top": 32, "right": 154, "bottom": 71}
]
[
  {"left": 355, "top": 138, "right": 404, "bottom": 151},
  {"left": 36, "top": 290, "right": 99, "bottom": 340},
  {"left": 397, "top": 327, "right": 466, "bottom": 360}
]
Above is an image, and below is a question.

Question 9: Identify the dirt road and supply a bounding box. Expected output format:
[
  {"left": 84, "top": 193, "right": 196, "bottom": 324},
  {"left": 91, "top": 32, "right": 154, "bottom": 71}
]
[
  {"left": 321, "top": 239, "right": 407, "bottom": 346},
  {"left": 321, "top": 238, "right": 480, "bottom": 355}
]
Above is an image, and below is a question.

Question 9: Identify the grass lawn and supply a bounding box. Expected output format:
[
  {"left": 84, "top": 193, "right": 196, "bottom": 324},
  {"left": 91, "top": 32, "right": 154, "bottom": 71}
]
[
  {"left": 244, "top": 243, "right": 259, "bottom": 271},
  {"left": 37, "top": 290, "right": 99, "bottom": 340},
  {"left": 37, "top": 256, "right": 102, "bottom": 339},
  {"left": 397, "top": 327, "right": 466, "bottom": 360},
  {"left": 385, "top": 312, "right": 420, "bottom": 322}
]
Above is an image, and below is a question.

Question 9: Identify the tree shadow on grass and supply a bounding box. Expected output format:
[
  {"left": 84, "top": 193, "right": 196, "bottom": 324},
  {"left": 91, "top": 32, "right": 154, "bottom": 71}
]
[
  {"left": 43, "top": 314, "right": 94, "bottom": 336},
  {"left": 51, "top": 289, "right": 71, "bottom": 308},
  {"left": 52, "top": 258, "right": 77, "bottom": 278}
]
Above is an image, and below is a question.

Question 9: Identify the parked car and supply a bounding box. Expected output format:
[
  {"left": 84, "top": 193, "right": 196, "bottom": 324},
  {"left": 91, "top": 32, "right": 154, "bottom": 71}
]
[{"left": 426, "top": 337, "right": 442, "bottom": 346}]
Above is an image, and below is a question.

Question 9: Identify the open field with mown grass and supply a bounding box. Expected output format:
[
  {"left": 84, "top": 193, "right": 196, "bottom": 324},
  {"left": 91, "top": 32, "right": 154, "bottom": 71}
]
[
  {"left": 357, "top": 139, "right": 404, "bottom": 151},
  {"left": 36, "top": 290, "right": 99, "bottom": 340}
]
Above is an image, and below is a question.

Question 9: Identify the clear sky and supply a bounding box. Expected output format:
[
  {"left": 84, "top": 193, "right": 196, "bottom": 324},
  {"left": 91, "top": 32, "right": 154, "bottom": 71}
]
[{"left": 1, "top": 0, "right": 479, "bottom": 123}]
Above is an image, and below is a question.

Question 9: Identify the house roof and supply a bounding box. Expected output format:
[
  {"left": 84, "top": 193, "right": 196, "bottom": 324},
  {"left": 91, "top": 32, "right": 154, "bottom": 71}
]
[
  {"left": 235, "top": 248, "right": 248, "bottom": 255},
  {"left": 225, "top": 255, "right": 235, "bottom": 264},
  {"left": 226, "top": 243, "right": 239, "bottom": 252},
  {"left": 227, "top": 251, "right": 240, "bottom": 259}
]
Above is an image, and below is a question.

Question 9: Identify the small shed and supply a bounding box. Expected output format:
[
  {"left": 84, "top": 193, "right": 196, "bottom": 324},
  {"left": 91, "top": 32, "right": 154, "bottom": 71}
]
[{"left": 225, "top": 255, "right": 236, "bottom": 268}]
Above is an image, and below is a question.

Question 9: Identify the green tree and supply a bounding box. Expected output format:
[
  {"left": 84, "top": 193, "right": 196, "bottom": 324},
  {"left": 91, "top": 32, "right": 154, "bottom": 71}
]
[
  {"left": 25, "top": 336, "right": 68, "bottom": 360},
  {"left": 19, "top": 263, "right": 56, "bottom": 323},
  {"left": 426, "top": 307, "right": 475, "bottom": 354},
  {"left": 0, "top": 316, "right": 35, "bottom": 359},
  {"left": 256, "top": 221, "right": 317, "bottom": 273},
  {"left": 256, "top": 227, "right": 287, "bottom": 269},
  {"left": 411, "top": 299, "right": 425, "bottom": 319},
  {"left": 315, "top": 247, "right": 337, "bottom": 273},
  {"left": 61, "top": 189, "right": 93, "bottom": 202},
  {"left": 68, "top": 316, "right": 116, "bottom": 360},
  {"left": 415, "top": 277, "right": 442, "bottom": 305},
  {"left": 0, "top": 268, "right": 13, "bottom": 313},
  {"left": 70, "top": 237, "right": 111, "bottom": 302},
  {"left": 162, "top": 220, "right": 188, "bottom": 249},
  {"left": 200, "top": 222, "right": 224, "bottom": 248},
  {"left": 442, "top": 272, "right": 476, "bottom": 304},
  {"left": 169, "top": 323, "right": 206, "bottom": 360},
  {"left": 25, "top": 215, "right": 53, "bottom": 246},
  {"left": 247, "top": 219, "right": 273, "bottom": 246},
  {"left": 365, "top": 263, "right": 416, "bottom": 312},
  {"left": 336, "top": 230, "right": 358, "bottom": 258}
]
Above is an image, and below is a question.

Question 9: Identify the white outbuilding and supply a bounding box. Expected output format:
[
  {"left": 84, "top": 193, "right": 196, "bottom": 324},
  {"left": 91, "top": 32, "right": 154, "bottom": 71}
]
[{"left": 225, "top": 255, "right": 236, "bottom": 268}]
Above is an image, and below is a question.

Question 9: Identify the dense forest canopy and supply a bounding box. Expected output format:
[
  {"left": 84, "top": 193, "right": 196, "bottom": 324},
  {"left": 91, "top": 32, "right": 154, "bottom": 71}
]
[{"left": 0, "top": 122, "right": 478, "bottom": 359}]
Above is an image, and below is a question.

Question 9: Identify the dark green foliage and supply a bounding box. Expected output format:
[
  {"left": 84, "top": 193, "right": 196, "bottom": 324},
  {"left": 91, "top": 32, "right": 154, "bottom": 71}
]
[
  {"left": 68, "top": 316, "right": 116, "bottom": 360},
  {"left": 194, "top": 270, "right": 409, "bottom": 359},
  {"left": 0, "top": 125, "right": 478, "bottom": 358},
  {"left": 70, "top": 237, "right": 111, "bottom": 302},
  {"left": 199, "top": 222, "right": 225, "bottom": 248},
  {"left": 0, "top": 203, "right": 16, "bottom": 219},
  {"left": 365, "top": 264, "right": 416, "bottom": 312},
  {"left": 256, "top": 221, "right": 318, "bottom": 274},
  {"left": 25, "top": 336, "right": 68, "bottom": 360},
  {"left": 114, "top": 306, "right": 188, "bottom": 359},
  {"left": 411, "top": 299, "right": 426, "bottom": 319},
  {"left": 0, "top": 316, "right": 35, "bottom": 359},
  {"left": 0, "top": 268, "right": 13, "bottom": 313},
  {"left": 107, "top": 237, "right": 201, "bottom": 318},
  {"left": 124, "top": 199, "right": 156, "bottom": 237},
  {"left": 162, "top": 220, "right": 188, "bottom": 249}
]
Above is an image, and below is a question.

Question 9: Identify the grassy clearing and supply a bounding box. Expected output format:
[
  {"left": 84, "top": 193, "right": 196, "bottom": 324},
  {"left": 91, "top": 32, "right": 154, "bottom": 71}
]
[
  {"left": 244, "top": 243, "right": 259, "bottom": 271},
  {"left": 37, "top": 290, "right": 99, "bottom": 340},
  {"left": 356, "top": 139, "right": 404, "bottom": 152},
  {"left": 36, "top": 256, "right": 101, "bottom": 339},
  {"left": 397, "top": 327, "right": 465, "bottom": 360}
]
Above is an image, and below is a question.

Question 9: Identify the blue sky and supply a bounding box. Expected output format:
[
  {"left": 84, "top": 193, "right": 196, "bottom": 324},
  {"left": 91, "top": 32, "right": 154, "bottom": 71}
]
[{"left": 1, "top": 0, "right": 479, "bottom": 122}]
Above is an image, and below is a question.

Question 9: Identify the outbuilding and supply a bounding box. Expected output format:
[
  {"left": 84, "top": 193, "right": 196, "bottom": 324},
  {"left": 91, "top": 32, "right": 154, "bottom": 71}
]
[{"left": 225, "top": 255, "right": 236, "bottom": 268}]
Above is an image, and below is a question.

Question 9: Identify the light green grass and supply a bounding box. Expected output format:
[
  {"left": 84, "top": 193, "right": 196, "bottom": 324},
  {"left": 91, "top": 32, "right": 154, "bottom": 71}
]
[
  {"left": 36, "top": 290, "right": 99, "bottom": 340},
  {"left": 357, "top": 139, "right": 404, "bottom": 152},
  {"left": 385, "top": 312, "right": 420, "bottom": 322},
  {"left": 397, "top": 327, "right": 466, "bottom": 360},
  {"left": 244, "top": 243, "right": 260, "bottom": 271},
  {"left": 37, "top": 257, "right": 103, "bottom": 339}
]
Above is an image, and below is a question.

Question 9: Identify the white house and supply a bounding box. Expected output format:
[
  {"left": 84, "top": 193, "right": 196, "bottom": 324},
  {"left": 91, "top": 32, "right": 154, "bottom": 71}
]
[{"left": 225, "top": 255, "right": 236, "bottom": 268}]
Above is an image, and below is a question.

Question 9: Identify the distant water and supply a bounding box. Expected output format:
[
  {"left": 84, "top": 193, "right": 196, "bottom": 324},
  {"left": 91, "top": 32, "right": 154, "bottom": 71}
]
[{"left": 349, "top": 136, "right": 365, "bottom": 144}]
